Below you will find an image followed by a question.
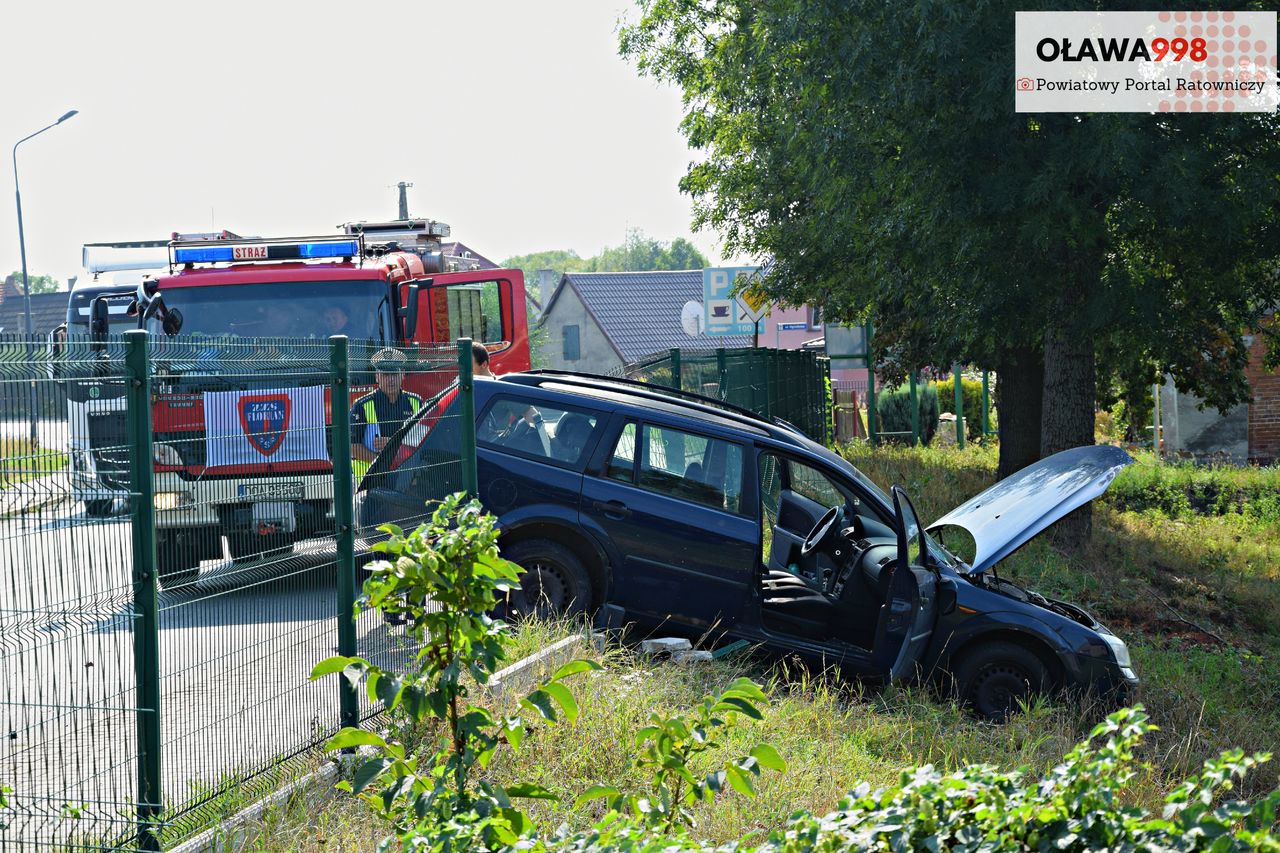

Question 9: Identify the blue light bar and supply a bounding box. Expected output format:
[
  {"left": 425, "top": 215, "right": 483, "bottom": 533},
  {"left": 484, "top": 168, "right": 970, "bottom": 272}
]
[
  {"left": 174, "top": 245, "right": 234, "bottom": 264},
  {"left": 173, "top": 239, "right": 360, "bottom": 266},
  {"left": 299, "top": 240, "right": 359, "bottom": 259}
]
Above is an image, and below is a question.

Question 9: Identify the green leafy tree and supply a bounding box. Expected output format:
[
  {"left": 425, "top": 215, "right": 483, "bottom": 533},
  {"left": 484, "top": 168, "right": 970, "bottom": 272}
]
[
  {"left": 6, "top": 271, "right": 60, "bottom": 294},
  {"left": 621, "top": 1, "right": 1280, "bottom": 545},
  {"left": 311, "top": 494, "right": 600, "bottom": 850}
]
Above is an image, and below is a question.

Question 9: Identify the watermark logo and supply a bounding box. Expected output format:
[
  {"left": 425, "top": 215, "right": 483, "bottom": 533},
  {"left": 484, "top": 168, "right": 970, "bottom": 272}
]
[{"left": 1016, "top": 11, "right": 1278, "bottom": 112}]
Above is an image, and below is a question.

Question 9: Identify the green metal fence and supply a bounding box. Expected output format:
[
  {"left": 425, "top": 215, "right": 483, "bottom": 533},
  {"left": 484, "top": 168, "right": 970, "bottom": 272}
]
[
  {"left": 0, "top": 331, "right": 477, "bottom": 850},
  {"left": 617, "top": 347, "right": 832, "bottom": 442}
]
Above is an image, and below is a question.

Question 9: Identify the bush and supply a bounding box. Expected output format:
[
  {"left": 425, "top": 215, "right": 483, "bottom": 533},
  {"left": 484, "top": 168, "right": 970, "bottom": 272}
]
[
  {"left": 930, "top": 377, "right": 987, "bottom": 440},
  {"left": 876, "top": 383, "right": 939, "bottom": 445},
  {"left": 516, "top": 707, "right": 1280, "bottom": 852}
]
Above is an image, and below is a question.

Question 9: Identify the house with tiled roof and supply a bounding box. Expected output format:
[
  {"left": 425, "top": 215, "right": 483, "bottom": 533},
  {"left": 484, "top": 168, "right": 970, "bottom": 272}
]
[
  {"left": 537, "top": 270, "right": 756, "bottom": 375},
  {"left": 0, "top": 276, "right": 67, "bottom": 339}
]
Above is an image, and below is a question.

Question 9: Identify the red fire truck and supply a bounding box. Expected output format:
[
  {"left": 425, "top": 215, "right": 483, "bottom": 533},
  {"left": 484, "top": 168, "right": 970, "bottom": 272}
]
[{"left": 123, "top": 220, "right": 530, "bottom": 586}]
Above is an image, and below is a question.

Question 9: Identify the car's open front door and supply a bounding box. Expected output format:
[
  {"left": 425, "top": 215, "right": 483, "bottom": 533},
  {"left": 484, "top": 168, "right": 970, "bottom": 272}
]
[{"left": 872, "top": 486, "right": 938, "bottom": 682}]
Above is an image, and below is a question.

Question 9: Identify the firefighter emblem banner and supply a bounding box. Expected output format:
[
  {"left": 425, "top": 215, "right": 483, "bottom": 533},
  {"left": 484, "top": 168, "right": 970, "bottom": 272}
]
[{"left": 204, "top": 385, "right": 328, "bottom": 467}]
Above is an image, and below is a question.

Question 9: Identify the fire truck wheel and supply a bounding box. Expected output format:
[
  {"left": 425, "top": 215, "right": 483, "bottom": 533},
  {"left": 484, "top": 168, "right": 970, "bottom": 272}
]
[
  {"left": 227, "top": 533, "right": 295, "bottom": 564},
  {"left": 157, "top": 527, "right": 217, "bottom": 589},
  {"left": 84, "top": 499, "right": 117, "bottom": 518}
]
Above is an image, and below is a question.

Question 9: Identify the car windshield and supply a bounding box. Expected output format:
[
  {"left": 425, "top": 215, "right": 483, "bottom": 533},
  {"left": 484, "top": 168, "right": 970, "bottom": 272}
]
[{"left": 147, "top": 280, "right": 390, "bottom": 341}]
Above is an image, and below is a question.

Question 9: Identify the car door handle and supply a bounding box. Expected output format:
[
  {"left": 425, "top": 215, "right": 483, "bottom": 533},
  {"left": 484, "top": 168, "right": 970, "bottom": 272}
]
[{"left": 592, "top": 499, "right": 632, "bottom": 519}]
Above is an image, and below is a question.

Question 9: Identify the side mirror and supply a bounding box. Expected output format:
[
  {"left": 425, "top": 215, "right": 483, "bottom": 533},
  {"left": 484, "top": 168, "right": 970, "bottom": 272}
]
[
  {"left": 401, "top": 281, "right": 424, "bottom": 340},
  {"left": 89, "top": 298, "right": 111, "bottom": 351},
  {"left": 161, "top": 307, "right": 183, "bottom": 335}
]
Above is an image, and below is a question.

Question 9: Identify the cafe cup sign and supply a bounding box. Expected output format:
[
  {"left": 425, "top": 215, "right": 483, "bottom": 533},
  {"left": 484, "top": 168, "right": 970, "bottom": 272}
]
[
  {"left": 1016, "top": 11, "right": 1278, "bottom": 113},
  {"left": 703, "top": 267, "right": 769, "bottom": 336}
]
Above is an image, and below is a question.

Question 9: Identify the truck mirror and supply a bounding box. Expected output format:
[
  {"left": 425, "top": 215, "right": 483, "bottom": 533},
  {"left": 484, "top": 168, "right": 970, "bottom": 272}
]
[
  {"left": 161, "top": 307, "right": 183, "bottom": 335},
  {"left": 402, "top": 282, "right": 422, "bottom": 339},
  {"left": 89, "top": 297, "right": 111, "bottom": 343}
]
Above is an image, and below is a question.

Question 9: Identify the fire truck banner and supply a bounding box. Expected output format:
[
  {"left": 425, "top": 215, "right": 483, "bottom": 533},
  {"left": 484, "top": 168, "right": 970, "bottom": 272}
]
[
  {"left": 204, "top": 385, "right": 328, "bottom": 467},
  {"left": 1016, "top": 11, "right": 1278, "bottom": 113}
]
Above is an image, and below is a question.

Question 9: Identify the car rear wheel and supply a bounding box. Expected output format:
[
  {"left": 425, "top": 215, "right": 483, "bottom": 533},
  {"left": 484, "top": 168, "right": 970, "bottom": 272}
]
[
  {"left": 953, "top": 640, "right": 1053, "bottom": 722},
  {"left": 500, "top": 539, "right": 591, "bottom": 621}
]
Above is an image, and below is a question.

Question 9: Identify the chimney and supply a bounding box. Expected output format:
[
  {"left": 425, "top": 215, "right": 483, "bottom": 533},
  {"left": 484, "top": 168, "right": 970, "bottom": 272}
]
[{"left": 537, "top": 269, "right": 557, "bottom": 313}]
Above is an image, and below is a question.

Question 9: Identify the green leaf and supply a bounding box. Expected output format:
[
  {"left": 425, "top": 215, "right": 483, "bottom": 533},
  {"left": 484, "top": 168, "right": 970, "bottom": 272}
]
[
  {"left": 575, "top": 785, "right": 621, "bottom": 806},
  {"left": 552, "top": 659, "right": 603, "bottom": 680},
  {"left": 715, "top": 696, "right": 764, "bottom": 720},
  {"left": 543, "top": 681, "right": 579, "bottom": 724},
  {"left": 351, "top": 757, "right": 392, "bottom": 793},
  {"left": 310, "top": 656, "right": 364, "bottom": 680},
  {"left": 505, "top": 782, "right": 559, "bottom": 801},
  {"left": 522, "top": 689, "right": 558, "bottom": 723},
  {"left": 324, "top": 728, "right": 387, "bottom": 751},
  {"left": 724, "top": 763, "right": 756, "bottom": 797},
  {"left": 750, "top": 743, "right": 788, "bottom": 773}
]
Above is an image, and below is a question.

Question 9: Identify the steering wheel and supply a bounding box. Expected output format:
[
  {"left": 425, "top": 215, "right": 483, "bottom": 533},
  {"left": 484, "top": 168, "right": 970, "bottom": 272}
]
[{"left": 800, "top": 505, "right": 841, "bottom": 556}]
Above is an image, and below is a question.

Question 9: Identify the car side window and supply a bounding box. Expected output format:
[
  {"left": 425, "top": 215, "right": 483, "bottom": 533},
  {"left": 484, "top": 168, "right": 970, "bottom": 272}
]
[
  {"left": 786, "top": 459, "right": 845, "bottom": 508},
  {"left": 607, "top": 421, "right": 637, "bottom": 482},
  {"left": 477, "top": 395, "right": 601, "bottom": 466},
  {"left": 637, "top": 424, "right": 744, "bottom": 513}
]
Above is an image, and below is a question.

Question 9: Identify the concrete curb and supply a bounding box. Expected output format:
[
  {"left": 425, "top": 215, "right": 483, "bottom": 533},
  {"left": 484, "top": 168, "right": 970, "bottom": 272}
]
[
  {"left": 169, "top": 633, "right": 589, "bottom": 851},
  {"left": 168, "top": 762, "right": 340, "bottom": 853},
  {"left": 487, "top": 633, "right": 586, "bottom": 698}
]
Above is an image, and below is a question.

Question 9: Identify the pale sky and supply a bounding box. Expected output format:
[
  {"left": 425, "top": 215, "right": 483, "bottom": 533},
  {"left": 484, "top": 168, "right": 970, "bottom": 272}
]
[{"left": 1, "top": 0, "right": 728, "bottom": 285}]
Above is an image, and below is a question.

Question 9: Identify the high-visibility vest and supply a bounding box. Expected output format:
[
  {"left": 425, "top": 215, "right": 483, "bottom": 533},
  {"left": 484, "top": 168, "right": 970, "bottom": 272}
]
[{"left": 351, "top": 391, "right": 423, "bottom": 481}]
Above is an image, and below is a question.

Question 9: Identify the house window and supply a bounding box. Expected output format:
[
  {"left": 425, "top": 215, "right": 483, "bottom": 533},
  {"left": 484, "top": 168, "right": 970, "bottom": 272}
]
[
  {"left": 563, "top": 324, "right": 581, "bottom": 361},
  {"left": 808, "top": 306, "right": 823, "bottom": 330}
]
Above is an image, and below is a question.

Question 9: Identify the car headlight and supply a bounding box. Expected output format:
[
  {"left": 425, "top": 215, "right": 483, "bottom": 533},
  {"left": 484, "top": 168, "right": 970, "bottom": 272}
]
[
  {"left": 153, "top": 443, "right": 183, "bottom": 467},
  {"left": 1101, "top": 632, "right": 1132, "bottom": 669},
  {"left": 154, "top": 491, "right": 194, "bottom": 510}
]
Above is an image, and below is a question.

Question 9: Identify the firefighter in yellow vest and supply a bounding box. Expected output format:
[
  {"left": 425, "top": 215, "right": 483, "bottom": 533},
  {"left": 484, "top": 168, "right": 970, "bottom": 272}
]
[{"left": 350, "top": 348, "right": 423, "bottom": 481}]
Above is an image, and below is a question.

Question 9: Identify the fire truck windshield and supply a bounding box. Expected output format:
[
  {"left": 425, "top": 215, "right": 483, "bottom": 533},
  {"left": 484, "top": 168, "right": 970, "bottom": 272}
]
[{"left": 148, "top": 280, "right": 392, "bottom": 341}]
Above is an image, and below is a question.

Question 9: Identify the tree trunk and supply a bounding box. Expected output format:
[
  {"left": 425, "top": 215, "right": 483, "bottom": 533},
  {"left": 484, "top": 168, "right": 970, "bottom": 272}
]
[
  {"left": 994, "top": 346, "right": 1044, "bottom": 480},
  {"left": 1040, "top": 290, "right": 1098, "bottom": 549}
]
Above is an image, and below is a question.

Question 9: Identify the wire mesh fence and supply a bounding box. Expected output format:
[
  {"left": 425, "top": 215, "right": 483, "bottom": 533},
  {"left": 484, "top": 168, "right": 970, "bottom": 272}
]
[
  {"left": 615, "top": 346, "right": 832, "bottom": 442},
  {"left": 0, "top": 332, "right": 474, "bottom": 850}
]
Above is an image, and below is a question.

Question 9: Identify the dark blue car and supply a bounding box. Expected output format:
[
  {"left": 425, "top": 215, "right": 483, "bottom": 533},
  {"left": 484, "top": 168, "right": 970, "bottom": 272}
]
[{"left": 357, "top": 371, "right": 1138, "bottom": 720}]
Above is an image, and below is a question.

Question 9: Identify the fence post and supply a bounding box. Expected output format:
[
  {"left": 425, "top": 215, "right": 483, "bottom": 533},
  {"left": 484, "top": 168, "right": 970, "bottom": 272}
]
[
  {"left": 981, "top": 371, "right": 991, "bottom": 445},
  {"left": 329, "top": 336, "right": 359, "bottom": 731},
  {"left": 716, "top": 347, "right": 727, "bottom": 400},
  {"left": 126, "top": 330, "right": 162, "bottom": 853},
  {"left": 824, "top": 357, "right": 833, "bottom": 444},
  {"left": 669, "top": 348, "right": 682, "bottom": 391},
  {"left": 865, "top": 321, "right": 877, "bottom": 445},
  {"left": 953, "top": 364, "right": 965, "bottom": 449},
  {"left": 457, "top": 338, "right": 478, "bottom": 496}
]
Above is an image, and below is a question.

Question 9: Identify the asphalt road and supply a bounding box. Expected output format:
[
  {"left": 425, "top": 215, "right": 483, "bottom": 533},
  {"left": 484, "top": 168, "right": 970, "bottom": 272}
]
[{"left": 0, "top": 498, "right": 408, "bottom": 848}]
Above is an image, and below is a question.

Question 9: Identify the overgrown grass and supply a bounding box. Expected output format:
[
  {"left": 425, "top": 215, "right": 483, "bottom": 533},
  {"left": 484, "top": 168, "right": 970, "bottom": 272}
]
[{"left": 241, "top": 444, "right": 1280, "bottom": 849}]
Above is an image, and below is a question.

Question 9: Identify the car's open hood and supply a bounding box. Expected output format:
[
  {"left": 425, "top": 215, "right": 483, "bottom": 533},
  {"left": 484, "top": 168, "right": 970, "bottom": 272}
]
[{"left": 927, "top": 445, "right": 1134, "bottom": 575}]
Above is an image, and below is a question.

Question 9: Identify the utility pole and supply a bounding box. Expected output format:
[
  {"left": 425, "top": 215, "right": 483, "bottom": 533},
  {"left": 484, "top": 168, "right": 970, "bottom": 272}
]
[{"left": 396, "top": 181, "right": 413, "bottom": 219}]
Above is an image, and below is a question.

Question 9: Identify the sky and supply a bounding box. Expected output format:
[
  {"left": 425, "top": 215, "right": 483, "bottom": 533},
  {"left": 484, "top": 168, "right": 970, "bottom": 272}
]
[{"left": 0, "top": 0, "right": 728, "bottom": 286}]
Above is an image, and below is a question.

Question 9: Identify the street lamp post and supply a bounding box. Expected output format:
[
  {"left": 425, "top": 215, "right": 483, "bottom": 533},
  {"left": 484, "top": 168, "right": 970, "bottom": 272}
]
[{"left": 13, "top": 109, "right": 77, "bottom": 444}]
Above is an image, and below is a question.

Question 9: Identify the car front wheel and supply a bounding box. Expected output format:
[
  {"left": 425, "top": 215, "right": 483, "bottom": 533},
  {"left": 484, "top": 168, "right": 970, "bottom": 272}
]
[
  {"left": 500, "top": 539, "right": 591, "bottom": 621},
  {"left": 953, "top": 640, "right": 1053, "bottom": 722}
]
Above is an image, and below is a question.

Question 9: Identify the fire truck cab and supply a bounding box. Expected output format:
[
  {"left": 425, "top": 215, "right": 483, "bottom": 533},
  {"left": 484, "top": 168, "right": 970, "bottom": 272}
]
[{"left": 128, "top": 221, "right": 529, "bottom": 586}]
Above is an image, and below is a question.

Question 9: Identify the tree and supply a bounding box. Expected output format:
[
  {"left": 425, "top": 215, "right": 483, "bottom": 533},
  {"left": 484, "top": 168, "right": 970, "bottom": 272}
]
[
  {"left": 622, "top": 0, "right": 1280, "bottom": 545},
  {"left": 6, "top": 271, "right": 61, "bottom": 294}
]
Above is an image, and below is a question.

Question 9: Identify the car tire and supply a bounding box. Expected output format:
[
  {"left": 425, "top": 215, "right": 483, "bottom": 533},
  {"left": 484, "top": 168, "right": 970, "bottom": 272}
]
[
  {"left": 499, "top": 539, "right": 592, "bottom": 621},
  {"left": 84, "top": 498, "right": 116, "bottom": 518},
  {"left": 227, "top": 533, "right": 295, "bottom": 565},
  {"left": 953, "top": 640, "right": 1053, "bottom": 722}
]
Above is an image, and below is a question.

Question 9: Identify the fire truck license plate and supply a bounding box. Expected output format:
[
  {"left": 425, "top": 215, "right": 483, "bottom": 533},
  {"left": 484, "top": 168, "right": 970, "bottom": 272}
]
[{"left": 238, "top": 482, "right": 304, "bottom": 501}]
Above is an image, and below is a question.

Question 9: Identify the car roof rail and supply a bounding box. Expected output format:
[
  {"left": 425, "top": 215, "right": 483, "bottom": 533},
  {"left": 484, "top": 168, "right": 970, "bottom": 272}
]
[{"left": 510, "top": 369, "right": 782, "bottom": 428}]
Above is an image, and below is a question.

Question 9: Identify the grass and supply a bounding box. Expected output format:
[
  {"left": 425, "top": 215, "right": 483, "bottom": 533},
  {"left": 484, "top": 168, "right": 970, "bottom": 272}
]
[
  {"left": 236, "top": 443, "right": 1280, "bottom": 850},
  {"left": 0, "top": 437, "right": 67, "bottom": 489}
]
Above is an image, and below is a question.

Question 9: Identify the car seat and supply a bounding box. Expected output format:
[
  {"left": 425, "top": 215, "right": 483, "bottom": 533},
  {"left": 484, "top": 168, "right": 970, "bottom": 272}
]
[{"left": 551, "top": 413, "right": 593, "bottom": 461}]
